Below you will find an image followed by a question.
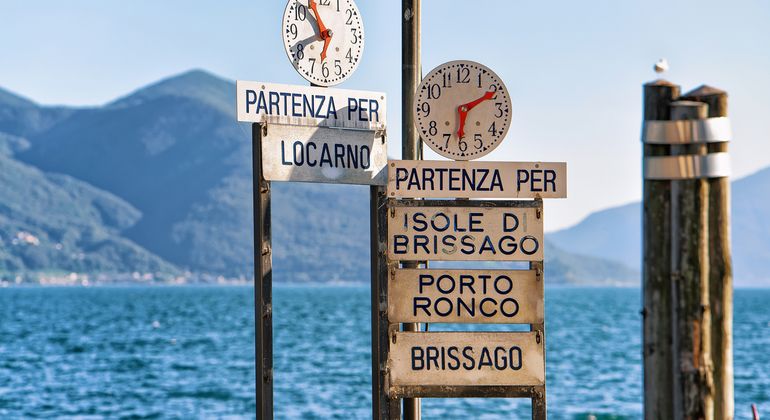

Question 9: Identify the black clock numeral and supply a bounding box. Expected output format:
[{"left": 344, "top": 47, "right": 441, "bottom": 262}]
[
  {"left": 427, "top": 84, "right": 441, "bottom": 99},
  {"left": 334, "top": 60, "right": 342, "bottom": 75},
  {"left": 459, "top": 137, "right": 468, "bottom": 152},
  {"left": 443, "top": 133, "right": 451, "bottom": 149},
  {"left": 322, "top": 62, "right": 330, "bottom": 78},
  {"left": 495, "top": 102, "right": 504, "bottom": 118},
  {"left": 428, "top": 121, "right": 438, "bottom": 136},
  {"left": 296, "top": 43, "right": 305, "bottom": 60},
  {"left": 474, "top": 134, "right": 483, "bottom": 149},
  {"left": 345, "top": 48, "right": 354, "bottom": 63},
  {"left": 346, "top": 9, "right": 354, "bottom": 25},
  {"left": 308, "top": 57, "right": 316, "bottom": 73},
  {"left": 289, "top": 24, "right": 298, "bottom": 40},
  {"left": 320, "top": 0, "right": 331, "bottom": 6},
  {"left": 295, "top": 4, "right": 307, "bottom": 20},
  {"left": 350, "top": 28, "right": 359, "bottom": 44},
  {"left": 456, "top": 67, "right": 470, "bottom": 84},
  {"left": 442, "top": 73, "right": 452, "bottom": 88},
  {"left": 477, "top": 72, "right": 483, "bottom": 88},
  {"left": 337, "top": 0, "right": 341, "bottom": 12},
  {"left": 488, "top": 122, "right": 497, "bottom": 136},
  {"left": 418, "top": 102, "right": 430, "bottom": 117}
]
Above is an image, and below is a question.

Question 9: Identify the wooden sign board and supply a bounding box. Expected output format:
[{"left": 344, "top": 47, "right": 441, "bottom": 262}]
[
  {"left": 261, "top": 124, "right": 387, "bottom": 185},
  {"left": 237, "top": 81, "right": 386, "bottom": 131},
  {"left": 388, "top": 269, "right": 543, "bottom": 324},
  {"left": 387, "top": 205, "right": 543, "bottom": 261},
  {"left": 388, "top": 332, "right": 545, "bottom": 387},
  {"left": 387, "top": 160, "right": 567, "bottom": 199}
]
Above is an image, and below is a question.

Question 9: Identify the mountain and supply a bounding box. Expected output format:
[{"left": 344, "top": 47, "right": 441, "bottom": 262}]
[
  {"left": 0, "top": 152, "right": 177, "bottom": 276},
  {"left": 0, "top": 87, "right": 76, "bottom": 138},
  {"left": 2, "top": 69, "right": 637, "bottom": 284},
  {"left": 548, "top": 167, "right": 770, "bottom": 285}
]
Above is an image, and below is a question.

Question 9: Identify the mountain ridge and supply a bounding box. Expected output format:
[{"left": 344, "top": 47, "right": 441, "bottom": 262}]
[{"left": 2, "top": 69, "right": 647, "bottom": 284}]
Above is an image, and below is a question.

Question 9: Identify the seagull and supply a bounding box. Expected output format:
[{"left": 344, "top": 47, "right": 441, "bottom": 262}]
[{"left": 654, "top": 58, "right": 669, "bottom": 75}]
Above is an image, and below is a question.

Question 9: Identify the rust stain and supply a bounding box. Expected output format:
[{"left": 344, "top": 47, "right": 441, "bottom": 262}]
[{"left": 693, "top": 320, "right": 701, "bottom": 369}]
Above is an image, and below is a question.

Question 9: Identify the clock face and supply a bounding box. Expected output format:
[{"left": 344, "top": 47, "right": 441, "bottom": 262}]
[
  {"left": 414, "top": 61, "right": 512, "bottom": 160},
  {"left": 283, "top": 0, "right": 364, "bottom": 86}
]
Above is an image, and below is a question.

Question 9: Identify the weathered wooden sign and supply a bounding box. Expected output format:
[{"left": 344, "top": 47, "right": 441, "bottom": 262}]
[
  {"left": 236, "top": 81, "right": 386, "bottom": 130},
  {"left": 260, "top": 123, "right": 387, "bottom": 185},
  {"left": 388, "top": 269, "right": 542, "bottom": 324},
  {"left": 387, "top": 160, "right": 567, "bottom": 199},
  {"left": 388, "top": 332, "right": 545, "bottom": 388},
  {"left": 387, "top": 205, "right": 543, "bottom": 261}
]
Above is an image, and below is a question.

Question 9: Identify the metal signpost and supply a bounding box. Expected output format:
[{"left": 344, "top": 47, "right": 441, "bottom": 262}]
[
  {"left": 372, "top": 53, "right": 567, "bottom": 418},
  {"left": 244, "top": 1, "right": 569, "bottom": 418}
]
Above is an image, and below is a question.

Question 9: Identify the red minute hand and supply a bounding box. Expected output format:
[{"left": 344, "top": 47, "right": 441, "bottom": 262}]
[
  {"left": 308, "top": 0, "right": 333, "bottom": 62},
  {"left": 457, "top": 90, "right": 496, "bottom": 139}
]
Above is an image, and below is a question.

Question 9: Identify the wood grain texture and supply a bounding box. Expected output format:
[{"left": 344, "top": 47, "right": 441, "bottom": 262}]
[{"left": 643, "top": 80, "right": 679, "bottom": 419}]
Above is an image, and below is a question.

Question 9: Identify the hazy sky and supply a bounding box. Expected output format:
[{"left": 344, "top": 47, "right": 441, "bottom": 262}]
[{"left": 2, "top": 0, "right": 769, "bottom": 231}]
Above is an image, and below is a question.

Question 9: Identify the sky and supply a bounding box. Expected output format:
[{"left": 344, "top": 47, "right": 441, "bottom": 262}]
[{"left": 2, "top": 0, "right": 769, "bottom": 231}]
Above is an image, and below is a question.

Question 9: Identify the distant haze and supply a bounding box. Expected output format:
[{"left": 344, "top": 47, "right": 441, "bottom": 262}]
[{"left": 1, "top": 0, "right": 769, "bottom": 231}]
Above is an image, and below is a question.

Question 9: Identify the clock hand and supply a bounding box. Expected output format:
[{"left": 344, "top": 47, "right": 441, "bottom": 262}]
[
  {"left": 308, "top": 0, "right": 333, "bottom": 62},
  {"left": 456, "top": 90, "right": 496, "bottom": 139}
]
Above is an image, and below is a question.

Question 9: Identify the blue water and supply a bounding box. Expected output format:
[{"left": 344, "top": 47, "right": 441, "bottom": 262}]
[{"left": 0, "top": 286, "right": 767, "bottom": 419}]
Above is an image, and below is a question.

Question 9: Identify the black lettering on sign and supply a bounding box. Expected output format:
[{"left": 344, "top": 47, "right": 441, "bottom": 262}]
[
  {"left": 279, "top": 140, "right": 372, "bottom": 169},
  {"left": 409, "top": 345, "right": 525, "bottom": 372}
]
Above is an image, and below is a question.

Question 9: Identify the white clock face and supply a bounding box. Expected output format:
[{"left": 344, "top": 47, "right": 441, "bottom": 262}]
[
  {"left": 283, "top": 0, "right": 364, "bottom": 86},
  {"left": 414, "top": 61, "right": 512, "bottom": 160}
]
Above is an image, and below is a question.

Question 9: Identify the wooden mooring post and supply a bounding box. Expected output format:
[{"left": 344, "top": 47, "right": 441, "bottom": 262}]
[{"left": 642, "top": 81, "right": 734, "bottom": 420}]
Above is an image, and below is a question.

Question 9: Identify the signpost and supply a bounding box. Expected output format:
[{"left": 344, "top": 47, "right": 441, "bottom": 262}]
[{"left": 244, "top": 1, "right": 567, "bottom": 418}]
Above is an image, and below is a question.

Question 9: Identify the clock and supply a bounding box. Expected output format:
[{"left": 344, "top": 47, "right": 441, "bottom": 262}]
[
  {"left": 414, "top": 60, "right": 512, "bottom": 160},
  {"left": 283, "top": 0, "right": 364, "bottom": 86}
]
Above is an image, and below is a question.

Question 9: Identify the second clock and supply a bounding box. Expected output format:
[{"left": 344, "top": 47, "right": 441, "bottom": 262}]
[
  {"left": 415, "top": 61, "right": 512, "bottom": 160},
  {"left": 283, "top": 0, "right": 364, "bottom": 86}
]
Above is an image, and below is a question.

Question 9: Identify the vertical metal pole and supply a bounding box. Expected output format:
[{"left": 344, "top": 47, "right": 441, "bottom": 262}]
[
  {"left": 642, "top": 80, "right": 679, "bottom": 419},
  {"left": 372, "top": 186, "right": 400, "bottom": 419},
  {"left": 530, "top": 199, "right": 546, "bottom": 419},
  {"left": 682, "top": 86, "right": 733, "bottom": 420},
  {"left": 253, "top": 123, "right": 273, "bottom": 420},
  {"left": 402, "top": 1, "right": 421, "bottom": 419}
]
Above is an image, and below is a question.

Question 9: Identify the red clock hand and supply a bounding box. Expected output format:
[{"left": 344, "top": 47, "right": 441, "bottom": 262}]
[
  {"left": 308, "top": 0, "right": 333, "bottom": 62},
  {"left": 457, "top": 90, "right": 496, "bottom": 139}
]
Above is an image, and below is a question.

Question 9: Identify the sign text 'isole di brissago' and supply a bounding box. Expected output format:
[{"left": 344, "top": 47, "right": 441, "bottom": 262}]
[{"left": 387, "top": 205, "right": 544, "bottom": 261}]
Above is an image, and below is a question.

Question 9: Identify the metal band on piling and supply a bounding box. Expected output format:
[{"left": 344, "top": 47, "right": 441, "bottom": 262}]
[
  {"left": 644, "top": 152, "right": 731, "bottom": 180},
  {"left": 642, "top": 117, "right": 731, "bottom": 144}
]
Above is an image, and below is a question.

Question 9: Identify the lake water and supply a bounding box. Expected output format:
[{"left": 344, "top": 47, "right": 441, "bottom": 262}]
[{"left": 0, "top": 286, "right": 767, "bottom": 419}]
